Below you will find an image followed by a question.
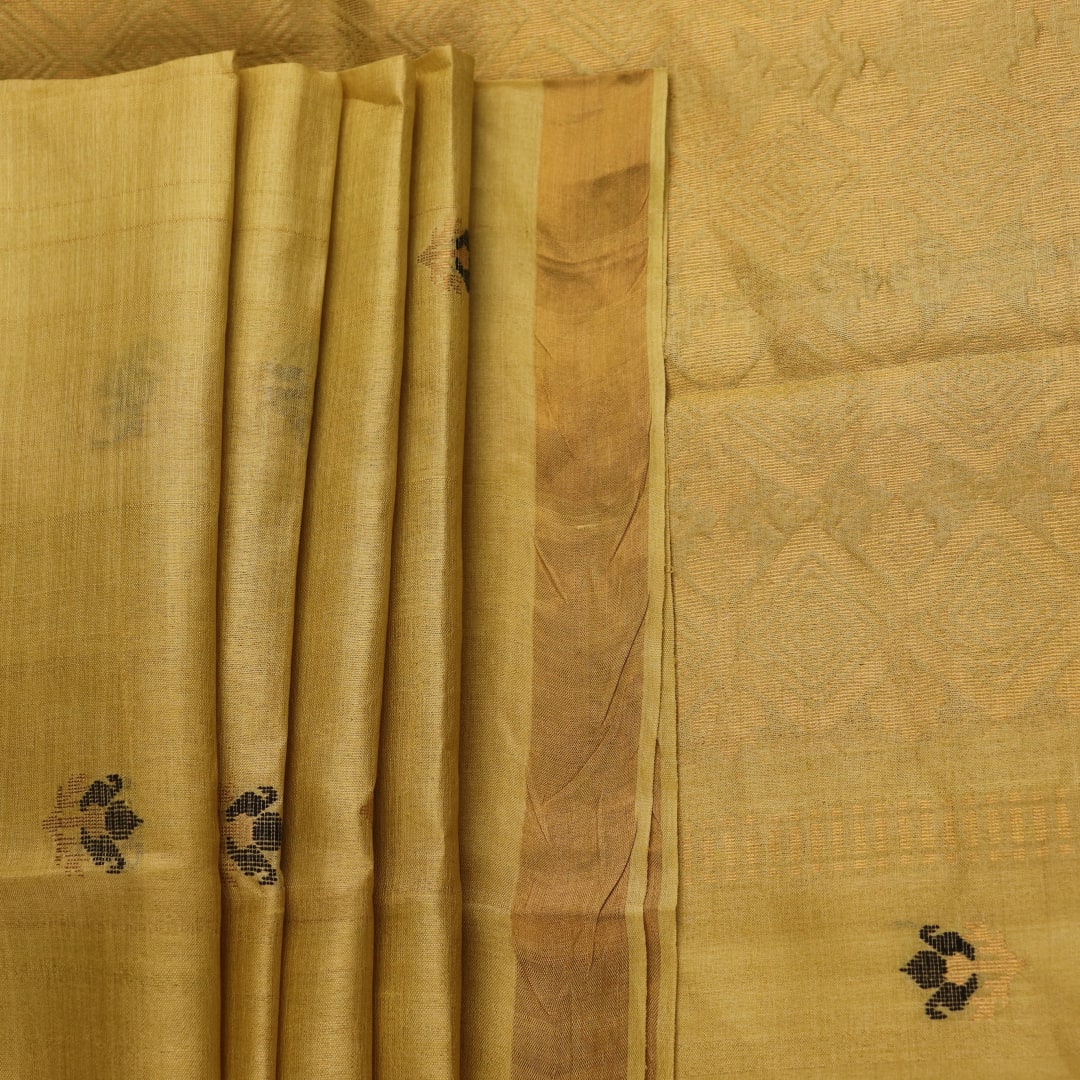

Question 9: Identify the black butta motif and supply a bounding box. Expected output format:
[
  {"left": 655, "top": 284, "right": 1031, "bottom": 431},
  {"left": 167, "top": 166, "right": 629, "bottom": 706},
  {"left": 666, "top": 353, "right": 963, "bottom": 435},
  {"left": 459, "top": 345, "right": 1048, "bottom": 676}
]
[
  {"left": 78, "top": 774, "right": 143, "bottom": 873},
  {"left": 901, "top": 924, "right": 979, "bottom": 1019},
  {"left": 224, "top": 785, "right": 282, "bottom": 886}
]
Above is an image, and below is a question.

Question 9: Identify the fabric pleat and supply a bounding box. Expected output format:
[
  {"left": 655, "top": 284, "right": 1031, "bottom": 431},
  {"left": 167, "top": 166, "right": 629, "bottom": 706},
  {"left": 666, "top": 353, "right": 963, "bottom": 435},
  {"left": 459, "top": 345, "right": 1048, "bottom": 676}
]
[
  {"left": 459, "top": 75, "right": 543, "bottom": 1080},
  {"left": 276, "top": 54, "right": 414, "bottom": 1080},
  {"left": 372, "top": 44, "right": 472, "bottom": 1080},
  {"left": 218, "top": 61, "right": 342, "bottom": 1080},
  {"left": 0, "top": 31, "right": 680, "bottom": 1079},
  {"left": 0, "top": 52, "right": 237, "bottom": 1080}
]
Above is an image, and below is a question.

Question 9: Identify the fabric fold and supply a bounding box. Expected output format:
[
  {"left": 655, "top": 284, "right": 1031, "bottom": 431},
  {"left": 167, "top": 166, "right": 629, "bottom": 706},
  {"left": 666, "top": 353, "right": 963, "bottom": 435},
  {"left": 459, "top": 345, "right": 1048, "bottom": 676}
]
[
  {"left": 462, "top": 69, "right": 669, "bottom": 1080},
  {"left": 373, "top": 44, "right": 473, "bottom": 1080},
  {"left": 0, "top": 52, "right": 238, "bottom": 1080},
  {"left": 276, "top": 54, "right": 414, "bottom": 1080},
  {"left": 641, "top": 68, "right": 677, "bottom": 1080},
  {"left": 217, "top": 61, "right": 342, "bottom": 1080}
]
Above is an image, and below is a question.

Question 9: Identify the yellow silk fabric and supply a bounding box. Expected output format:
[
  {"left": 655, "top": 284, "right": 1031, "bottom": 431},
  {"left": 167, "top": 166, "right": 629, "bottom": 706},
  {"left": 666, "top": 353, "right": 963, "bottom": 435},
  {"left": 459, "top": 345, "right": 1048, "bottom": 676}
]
[
  {"left": 0, "top": 52, "right": 236, "bottom": 1079},
  {"left": 373, "top": 44, "right": 472, "bottom": 1080},
  {"left": 0, "top": 46, "right": 673, "bottom": 1080},
  {"left": 278, "top": 54, "right": 414, "bottom": 1080},
  {"left": 3, "top": 2, "right": 1079, "bottom": 1078}
]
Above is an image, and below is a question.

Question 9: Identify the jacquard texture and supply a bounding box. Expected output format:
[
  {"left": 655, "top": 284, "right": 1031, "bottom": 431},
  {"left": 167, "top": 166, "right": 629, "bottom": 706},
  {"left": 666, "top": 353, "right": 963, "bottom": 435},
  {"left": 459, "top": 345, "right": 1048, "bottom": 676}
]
[{"left": 670, "top": 351, "right": 1080, "bottom": 1076}]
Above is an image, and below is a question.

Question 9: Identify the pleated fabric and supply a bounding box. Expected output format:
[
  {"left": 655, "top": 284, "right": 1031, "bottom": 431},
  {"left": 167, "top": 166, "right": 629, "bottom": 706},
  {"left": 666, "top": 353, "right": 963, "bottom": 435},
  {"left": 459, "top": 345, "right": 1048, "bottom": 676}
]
[
  {"left": 217, "top": 62, "right": 341, "bottom": 1080},
  {"left": 373, "top": 44, "right": 472, "bottom": 1080},
  {"left": 0, "top": 40, "right": 678, "bottom": 1079},
  {"left": 0, "top": 52, "right": 237, "bottom": 1079},
  {"left": 276, "top": 55, "right": 414, "bottom": 1080}
]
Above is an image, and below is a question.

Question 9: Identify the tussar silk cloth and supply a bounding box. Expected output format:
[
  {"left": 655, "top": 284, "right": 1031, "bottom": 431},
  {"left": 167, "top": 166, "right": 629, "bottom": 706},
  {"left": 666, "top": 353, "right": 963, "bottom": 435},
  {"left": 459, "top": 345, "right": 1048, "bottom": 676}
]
[
  {"left": 461, "top": 70, "right": 669, "bottom": 1080},
  {"left": 669, "top": 350, "right": 1080, "bottom": 1077},
  {"left": 3, "top": 1, "right": 1080, "bottom": 1076},
  {"left": 0, "top": 52, "right": 237, "bottom": 1078},
  {"left": 276, "top": 54, "right": 413, "bottom": 1080},
  {"left": 660, "top": 6, "right": 1080, "bottom": 1077},
  {"left": 218, "top": 63, "right": 341, "bottom": 1080},
  {"left": 373, "top": 44, "right": 472, "bottom": 1080}
]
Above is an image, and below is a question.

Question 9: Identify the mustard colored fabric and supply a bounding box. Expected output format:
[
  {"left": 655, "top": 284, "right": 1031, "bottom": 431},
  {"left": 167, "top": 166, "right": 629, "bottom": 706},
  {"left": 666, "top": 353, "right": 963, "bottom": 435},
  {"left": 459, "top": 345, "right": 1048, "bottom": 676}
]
[
  {"left": 669, "top": 352, "right": 1080, "bottom": 1077},
  {"left": 218, "top": 62, "right": 341, "bottom": 1080},
  {"left": 2, "top": 3, "right": 1078, "bottom": 1077},
  {"left": 0, "top": 42, "right": 673, "bottom": 1079},
  {"left": 373, "top": 44, "right": 472, "bottom": 1080},
  {"left": 0, "top": 52, "right": 237, "bottom": 1079},
  {"left": 276, "top": 54, "right": 414, "bottom": 1080},
  {"left": 462, "top": 71, "right": 669, "bottom": 1080}
]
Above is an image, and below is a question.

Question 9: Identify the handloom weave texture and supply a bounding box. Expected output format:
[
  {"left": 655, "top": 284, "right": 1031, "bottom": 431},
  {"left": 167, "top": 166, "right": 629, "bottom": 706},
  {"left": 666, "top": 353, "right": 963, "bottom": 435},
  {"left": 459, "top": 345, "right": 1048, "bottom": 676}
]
[
  {"left": 671, "top": 351, "right": 1080, "bottom": 1077},
  {"left": 0, "top": 43, "right": 675, "bottom": 1080},
  {"left": 1, "top": 2, "right": 1080, "bottom": 1078},
  {"left": 0, "top": 52, "right": 237, "bottom": 1078},
  {"left": 218, "top": 62, "right": 341, "bottom": 1080},
  {"left": 373, "top": 44, "right": 472, "bottom": 1080}
]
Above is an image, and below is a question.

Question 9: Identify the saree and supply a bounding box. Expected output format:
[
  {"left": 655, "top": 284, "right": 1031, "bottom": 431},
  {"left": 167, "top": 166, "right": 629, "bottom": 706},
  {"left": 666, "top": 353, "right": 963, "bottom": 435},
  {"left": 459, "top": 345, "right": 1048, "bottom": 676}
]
[{"left": 1, "top": 2, "right": 1079, "bottom": 1078}]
